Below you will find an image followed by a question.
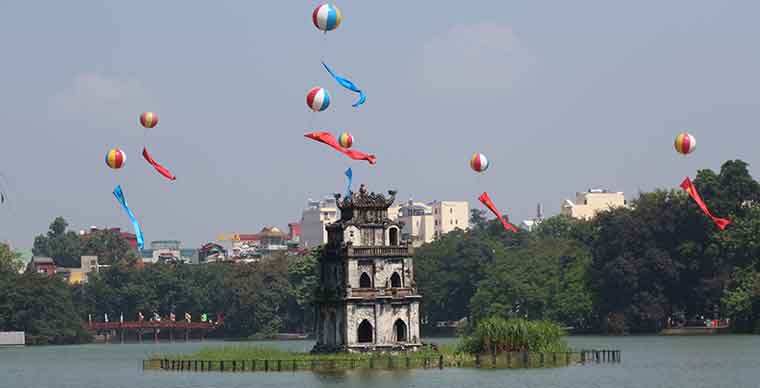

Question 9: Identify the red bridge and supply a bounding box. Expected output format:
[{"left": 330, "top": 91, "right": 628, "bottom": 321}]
[{"left": 86, "top": 319, "right": 223, "bottom": 343}]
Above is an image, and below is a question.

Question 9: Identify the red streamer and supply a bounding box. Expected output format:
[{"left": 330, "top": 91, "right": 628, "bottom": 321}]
[
  {"left": 478, "top": 192, "right": 518, "bottom": 233},
  {"left": 142, "top": 147, "right": 176, "bottom": 181},
  {"left": 680, "top": 177, "right": 731, "bottom": 230},
  {"left": 305, "top": 132, "right": 376, "bottom": 165}
]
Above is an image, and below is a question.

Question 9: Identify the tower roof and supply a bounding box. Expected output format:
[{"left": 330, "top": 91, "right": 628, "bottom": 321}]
[{"left": 335, "top": 184, "right": 396, "bottom": 210}]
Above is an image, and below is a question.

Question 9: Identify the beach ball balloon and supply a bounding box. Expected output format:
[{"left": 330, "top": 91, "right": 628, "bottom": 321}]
[
  {"left": 306, "top": 87, "right": 331, "bottom": 112},
  {"left": 312, "top": 3, "right": 342, "bottom": 32},
  {"left": 470, "top": 153, "right": 489, "bottom": 173},
  {"left": 105, "top": 148, "right": 127, "bottom": 169},
  {"left": 140, "top": 112, "right": 159, "bottom": 128},
  {"left": 674, "top": 132, "right": 696, "bottom": 155},
  {"left": 338, "top": 132, "right": 353, "bottom": 148}
]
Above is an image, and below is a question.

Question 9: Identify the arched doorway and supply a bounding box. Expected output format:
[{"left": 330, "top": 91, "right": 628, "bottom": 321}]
[
  {"left": 389, "top": 227, "right": 399, "bottom": 246},
  {"left": 390, "top": 272, "right": 401, "bottom": 288},
  {"left": 357, "top": 320, "right": 373, "bottom": 343},
  {"left": 359, "top": 272, "right": 372, "bottom": 288},
  {"left": 394, "top": 319, "right": 407, "bottom": 342}
]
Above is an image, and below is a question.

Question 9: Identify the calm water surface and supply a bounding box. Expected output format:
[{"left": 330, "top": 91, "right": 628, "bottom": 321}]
[{"left": 1, "top": 336, "right": 759, "bottom": 388}]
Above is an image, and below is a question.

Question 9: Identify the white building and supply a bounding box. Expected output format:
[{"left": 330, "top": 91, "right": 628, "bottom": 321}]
[
  {"left": 300, "top": 196, "right": 339, "bottom": 248},
  {"left": 398, "top": 200, "right": 435, "bottom": 247},
  {"left": 561, "top": 189, "right": 626, "bottom": 220},
  {"left": 521, "top": 203, "right": 545, "bottom": 232},
  {"left": 430, "top": 201, "right": 469, "bottom": 240},
  {"left": 398, "top": 199, "right": 469, "bottom": 246}
]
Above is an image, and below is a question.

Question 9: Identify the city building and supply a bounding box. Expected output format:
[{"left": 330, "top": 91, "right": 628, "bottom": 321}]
[
  {"left": 141, "top": 240, "right": 196, "bottom": 264},
  {"left": 313, "top": 185, "right": 422, "bottom": 353},
  {"left": 288, "top": 222, "right": 302, "bottom": 243},
  {"left": 198, "top": 242, "right": 228, "bottom": 264},
  {"left": 397, "top": 200, "right": 434, "bottom": 247},
  {"left": 27, "top": 257, "right": 56, "bottom": 276},
  {"left": 387, "top": 205, "right": 401, "bottom": 221},
  {"left": 430, "top": 201, "right": 469, "bottom": 239},
  {"left": 300, "top": 196, "right": 339, "bottom": 248},
  {"left": 57, "top": 255, "right": 99, "bottom": 284},
  {"left": 301, "top": 194, "right": 469, "bottom": 248},
  {"left": 521, "top": 203, "right": 545, "bottom": 232},
  {"left": 561, "top": 189, "right": 626, "bottom": 220}
]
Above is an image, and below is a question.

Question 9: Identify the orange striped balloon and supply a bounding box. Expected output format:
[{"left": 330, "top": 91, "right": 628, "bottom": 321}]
[
  {"left": 105, "top": 148, "right": 126, "bottom": 169},
  {"left": 140, "top": 112, "right": 159, "bottom": 128},
  {"left": 674, "top": 132, "right": 696, "bottom": 155}
]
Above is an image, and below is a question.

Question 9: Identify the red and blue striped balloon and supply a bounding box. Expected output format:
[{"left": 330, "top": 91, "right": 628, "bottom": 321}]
[
  {"left": 306, "top": 87, "right": 331, "bottom": 112},
  {"left": 312, "top": 4, "right": 342, "bottom": 32}
]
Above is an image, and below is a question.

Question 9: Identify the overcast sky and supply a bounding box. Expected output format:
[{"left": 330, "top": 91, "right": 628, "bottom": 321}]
[{"left": 1, "top": 1, "right": 759, "bottom": 249}]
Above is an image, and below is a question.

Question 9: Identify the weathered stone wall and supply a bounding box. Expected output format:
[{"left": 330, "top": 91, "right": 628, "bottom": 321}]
[
  {"left": 356, "top": 260, "right": 375, "bottom": 288},
  {"left": 344, "top": 225, "right": 360, "bottom": 245},
  {"left": 403, "top": 258, "right": 414, "bottom": 287},
  {"left": 316, "top": 304, "right": 347, "bottom": 347},
  {"left": 374, "top": 258, "right": 404, "bottom": 289},
  {"left": 345, "top": 304, "right": 376, "bottom": 345}
]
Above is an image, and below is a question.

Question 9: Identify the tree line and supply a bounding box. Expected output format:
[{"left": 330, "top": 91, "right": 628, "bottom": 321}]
[
  {"left": 417, "top": 160, "right": 760, "bottom": 333},
  {"left": 3, "top": 158, "right": 760, "bottom": 344}
]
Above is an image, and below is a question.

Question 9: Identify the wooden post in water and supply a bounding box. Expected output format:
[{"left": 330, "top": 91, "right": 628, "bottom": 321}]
[
  {"left": 523, "top": 351, "right": 529, "bottom": 368},
  {"left": 406, "top": 357, "right": 410, "bottom": 369},
  {"left": 264, "top": 360, "right": 269, "bottom": 372},
  {"left": 232, "top": 360, "right": 237, "bottom": 372},
  {"left": 277, "top": 360, "right": 282, "bottom": 371},
  {"left": 475, "top": 354, "right": 481, "bottom": 368},
  {"left": 552, "top": 353, "right": 557, "bottom": 366},
  {"left": 293, "top": 360, "right": 297, "bottom": 371},
  {"left": 439, "top": 355, "right": 444, "bottom": 369},
  {"left": 506, "top": 352, "right": 511, "bottom": 368}
]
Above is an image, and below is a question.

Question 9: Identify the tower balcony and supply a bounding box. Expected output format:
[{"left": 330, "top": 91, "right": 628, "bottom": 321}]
[
  {"left": 347, "top": 287, "right": 421, "bottom": 300},
  {"left": 326, "top": 245, "right": 413, "bottom": 258}
]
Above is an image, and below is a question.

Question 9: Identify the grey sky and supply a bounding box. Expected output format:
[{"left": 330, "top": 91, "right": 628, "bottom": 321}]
[{"left": 1, "top": 1, "right": 759, "bottom": 249}]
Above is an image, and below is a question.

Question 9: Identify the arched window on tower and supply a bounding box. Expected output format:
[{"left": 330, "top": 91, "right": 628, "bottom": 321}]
[
  {"left": 358, "top": 320, "right": 373, "bottom": 343},
  {"left": 394, "top": 319, "right": 407, "bottom": 342},
  {"left": 390, "top": 272, "right": 402, "bottom": 288},
  {"left": 359, "top": 272, "right": 372, "bottom": 288},
  {"left": 389, "top": 227, "right": 399, "bottom": 246}
]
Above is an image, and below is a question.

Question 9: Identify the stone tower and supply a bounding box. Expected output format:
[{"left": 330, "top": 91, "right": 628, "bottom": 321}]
[{"left": 312, "top": 184, "right": 422, "bottom": 353}]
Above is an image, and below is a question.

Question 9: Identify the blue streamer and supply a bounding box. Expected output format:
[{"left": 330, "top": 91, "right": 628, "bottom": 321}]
[
  {"left": 113, "top": 185, "right": 144, "bottom": 250},
  {"left": 322, "top": 61, "right": 366, "bottom": 107},
  {"left": 345, "top": 168, "right": 353, "bottom": 199}
]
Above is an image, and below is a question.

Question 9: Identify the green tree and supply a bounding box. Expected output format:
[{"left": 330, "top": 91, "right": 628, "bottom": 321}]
[
  {"left": 223, "top": 259, "right": 290, "bottom": 337},
  {"left": 81, "top": 229, "right": 138, "bottom": 265},
  {"left": 287, "top": 252, "right": 318, "bottom": 333},
  {"left": 0, "top": 272, "right": 91, "bottom": 344},
  {"left": 471, "top": 237, "right": 593, "bottom": 327},
  {"left": 32, "top": 217, "right": 82, "bottom": 267},
  {"left": 0, "top": 244, "right": 22, "bottom": 275}
]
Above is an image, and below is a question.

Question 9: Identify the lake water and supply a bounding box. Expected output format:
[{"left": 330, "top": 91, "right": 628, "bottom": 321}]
[{"left": 1, "top": 335, "right": 759, "bottom": 388}]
